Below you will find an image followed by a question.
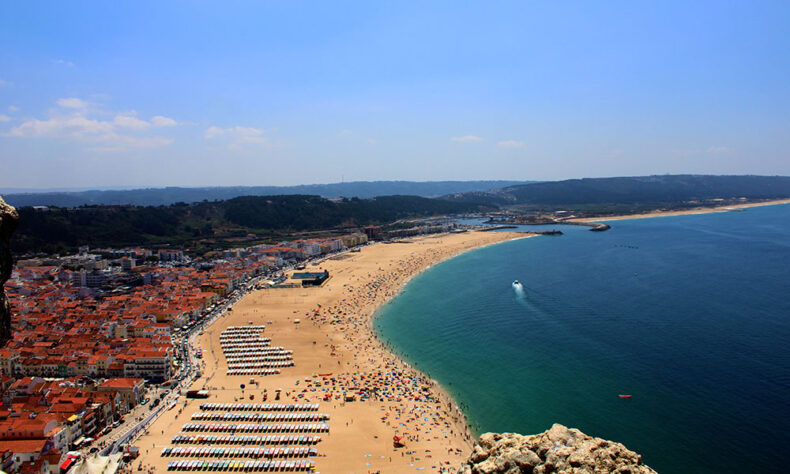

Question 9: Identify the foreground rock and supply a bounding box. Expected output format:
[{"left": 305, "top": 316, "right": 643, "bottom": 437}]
[
  {"left": 0, "top": 196, "right": 19, "bottom": 347},
  {"left": 460, "top": 424, "right": 656, "bottom": 474}
]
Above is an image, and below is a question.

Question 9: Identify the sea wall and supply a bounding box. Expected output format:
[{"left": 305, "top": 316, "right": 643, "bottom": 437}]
[
  {"left": 0, "top": 197, "right": 19, "bottom": 347},
  {"left": 562, "top": 221, "right": 611, "bottom": 232},
  {"left": 460, "top": 424, "right": 656, "bottom": 474}
]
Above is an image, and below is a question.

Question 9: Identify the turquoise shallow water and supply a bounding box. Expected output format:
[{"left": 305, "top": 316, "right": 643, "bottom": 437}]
[{"left": 375, "top": 205, "right": 790, "bottom": 473}]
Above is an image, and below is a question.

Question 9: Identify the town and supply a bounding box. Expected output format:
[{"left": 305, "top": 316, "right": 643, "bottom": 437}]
[
  {"left": 0, "top": 229, "right": 376, "bottom": 472},
  {"left": 0, "top": 212, "right": 464, "bottom": 473}
]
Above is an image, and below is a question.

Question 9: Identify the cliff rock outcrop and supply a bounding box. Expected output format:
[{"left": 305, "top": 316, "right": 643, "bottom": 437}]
[
  {"left": 0, "top": 197, "right": 19, "bottom": 347},
  {"left": 460, "top": 424, "right": 656, "bottom": 474}
]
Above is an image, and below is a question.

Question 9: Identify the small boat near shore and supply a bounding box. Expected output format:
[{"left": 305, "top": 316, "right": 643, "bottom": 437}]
[{"left": 618, "top": 394, "right": 632, "bottom": 398}]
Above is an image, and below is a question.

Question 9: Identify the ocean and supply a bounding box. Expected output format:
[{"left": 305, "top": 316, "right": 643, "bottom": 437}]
[{"left": 374, "top": 204, "right": 790, "bottom": 473}]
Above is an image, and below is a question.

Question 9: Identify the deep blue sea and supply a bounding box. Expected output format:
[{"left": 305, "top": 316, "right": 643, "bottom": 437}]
[{"left": 374, "top": 205, "right": 790, "bottom": 473}]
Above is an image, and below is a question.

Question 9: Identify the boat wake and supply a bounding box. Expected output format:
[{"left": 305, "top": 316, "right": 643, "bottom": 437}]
[{"left": 512, "top": 280, "right": 526, "bottom": 298}]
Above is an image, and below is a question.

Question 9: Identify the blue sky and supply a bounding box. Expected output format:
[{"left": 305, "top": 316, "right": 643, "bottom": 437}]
[{"left": 1, "top": 1, "right": 789, "bottom": 189}]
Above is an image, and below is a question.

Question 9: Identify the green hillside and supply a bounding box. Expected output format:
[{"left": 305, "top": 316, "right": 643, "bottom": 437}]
[{"left": 12, "top": 194, "right": 485, "bottom": 255}]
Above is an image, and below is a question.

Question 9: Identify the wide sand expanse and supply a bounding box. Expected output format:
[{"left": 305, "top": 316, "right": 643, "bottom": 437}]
[
  {"left": 132, "top": 230, "right": 525, "bottom": 474},
  {"left": 573, "top": 198, "right": 790, "bottom": 222}
]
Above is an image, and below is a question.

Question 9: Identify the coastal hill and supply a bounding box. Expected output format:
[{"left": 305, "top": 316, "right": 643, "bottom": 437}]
[
  {"left": 461, "top": 424, "right": 656, "bottom": 474},
  {"left": 11, "top": 174, "right": 790, "bottom": 255},
  {"left": 0, "top": 180, "right": 530, "bottom": 208},
  {"left": 10, "top": 194, "right": 486, "bottom": 255},
  {"left": 443, "top": 174, "right": 790, "bottom": 210}
]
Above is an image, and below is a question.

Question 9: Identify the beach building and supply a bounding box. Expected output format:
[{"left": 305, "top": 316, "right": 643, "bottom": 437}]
[
  {"left": 122, "top": 348, "right": 171, "bottom": 381},
  {"left": 0, "top": 439, "right": 58, "bottom": 473},
  {"left": 121, "top": 257, "right": 136, "bottom": 271},
  {"left": 341, "top": 232, "right": 368, "bottom": 248},
  {"left": 363, "top": 225, "right": 383, "bottom": 240},
  {"left": 299, "top": 241, "right": 321, "bottom": 257},
  {"left": 97, "top": 378, "right": 146, "bottom": 412},
  {"left": 0, "top": 349, "right": 20, "bottom": 377},
  {"left": 291, "top": 271, "right": 329, "bottom": 287},
  {"left": 158, "top": 249, "right": 186, "bottom": 262}
]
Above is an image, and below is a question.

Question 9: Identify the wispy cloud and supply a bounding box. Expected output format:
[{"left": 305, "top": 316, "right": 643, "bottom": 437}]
[
  {"left": 0, "top": 79, "right": 13, "bottom": 88},
  {"left": 52, "top": 59, "right": 75, "bottom": 67},
  {"left": 451, "top": 135, "right": 483, "bottom": 142},
  {"left": 498, "top": 140, "right": 524, "bottom": 148},
  {"left": 56, "top": 97, "right": 89, "bottom": 109},
  {"left": 367, "top": 138, "right": 377, "bottom": 145},
  {"left": 8, "top": 115, "right": 113, "bottom": 137},
  {"left": 0, "top": 115, "right": 10, "bottom": 123},
  {"left": 151, "top": 115, "right": 177, "bottom": 127},
  {"left": 114, "top": 114, "right": 151, "bottom": 130},
  {"left": 114, "top": 112, "right": 178, "bottom": 130},
  {"left": 7, "top": 106, "right": 19, "bottom": 113},
  {"left": 5, "top": 98, "right": 178, "bottom": 151},
  {"left": 204, "top": 125, "right": 269, "bottom": 150}
]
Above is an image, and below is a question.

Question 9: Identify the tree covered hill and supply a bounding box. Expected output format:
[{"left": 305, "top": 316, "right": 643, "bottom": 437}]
[
  {"left": 1, "top": 180, "right": 531, "bottom": 208},
  {"left": 503, "top": 175, "right": 790, "bottom": 204},
  {"left": 12, "top": 194, "right": 485, "bottom": 255},
  {"left": 443, "top": 175, "right": 790, "bottom": 208},
  {"left": 11, "top": 175, "right": 790, "bottom": 255}
]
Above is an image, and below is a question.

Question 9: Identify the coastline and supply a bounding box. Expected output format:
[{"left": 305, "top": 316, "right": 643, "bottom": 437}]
[
  {"left": 571, "top": 198, "right": 790, "bottom": 223},
  {"left": 132, "top": 230, "right": 529, "bottom": 473},
  {"left": 365, "top": 233, "right": 534, "bottom": 432}
]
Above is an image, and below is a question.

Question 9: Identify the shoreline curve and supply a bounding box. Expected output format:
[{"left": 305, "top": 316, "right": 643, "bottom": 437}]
[{"left": 132, "top": 230, "right": 531, "bottom": 473}]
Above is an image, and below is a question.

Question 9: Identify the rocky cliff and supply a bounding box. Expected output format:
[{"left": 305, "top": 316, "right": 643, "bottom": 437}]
[
  {"left": 0, "top": 197, "right": 19, "bottom": 347},
  {"left": 460, "top": 424, "right": 656, "bottom": 474}
]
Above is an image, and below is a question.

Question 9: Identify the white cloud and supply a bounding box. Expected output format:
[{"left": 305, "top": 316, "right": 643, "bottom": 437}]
[
  {"left": 498, "top": 140, "right": 525, "bottom": 148},
  {"left": 204, "top": 126, "right": 224, "bottom": 140},
  {"left": 204, "top": 125, "right": 269, "bottom": 149},
  {"left": 114, "top": 114, "right": 151, "bottom": 130},
  {"left": 112, "top": 114, "right": 178, "bottom": 130},
  {"left": 0, "top": 79, "right": 13, "bottom": 87},
  {"left": 52, "top": 59, "right": 75, "bottom": 67},
  {"left": 451, "top": 135, "right": 483, "bottom": 142},
  {"left": 151, "top": 115, "right": 177, "bottom": 127},
  {"left": 57, "top": 97, "right": 89, "bottom": 109},
  {"left": 367, "top": 138, "right": 377, "bottom": 145},
  {"left": 5, "top": 99, "right": 178, "bottom": 152},
  {"left": 0, "top": 115, "right": 10, "bottom": 123},
  {"left": 7, "top": 106, "right": 19, "bottom": 112},
  {"left": 8, "top": 115, "right": 113, "bottom": 137}
]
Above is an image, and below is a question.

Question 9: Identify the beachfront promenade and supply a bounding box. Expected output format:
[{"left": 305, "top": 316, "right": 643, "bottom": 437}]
[{"left": 131, "top": 231, "right": 523, "bottom": 473}]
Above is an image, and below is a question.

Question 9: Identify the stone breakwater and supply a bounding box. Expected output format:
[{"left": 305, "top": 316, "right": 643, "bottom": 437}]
[
  {"left": 460, "top": 424, "right": 656, "bottom": 474},
  {"left": 0, "top": 197, "right": 19, "bottom": 347}
]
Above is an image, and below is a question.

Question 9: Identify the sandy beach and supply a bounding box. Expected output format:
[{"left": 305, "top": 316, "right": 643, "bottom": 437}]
[
  {"left": 572, "top": 198, "right": 790, "bottom": 222},
  {"left": 132, "top": 230, "right": 525, "bottom": 473}
]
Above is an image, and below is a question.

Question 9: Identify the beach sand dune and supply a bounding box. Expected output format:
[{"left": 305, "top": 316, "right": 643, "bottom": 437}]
[
  {"left": 132, "top": 231, "right": 524, "bottom": 473},
  {"left": 573, "top": 198, "right": 790, "bottom": 222}
]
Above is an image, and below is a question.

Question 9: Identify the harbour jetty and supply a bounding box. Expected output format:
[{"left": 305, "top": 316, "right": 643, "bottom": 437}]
[
  {"left": 479, "top": 225, "right": 518, "bottom": 231},
  {"left": 570, "top": 221, "right": 611, "bottom": 232},
  {"left": 485, "top": 216, "right": 610, "bottom": 232},
  {"left": 479, "top": 226, "right": 563, "bottom": 235}
]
